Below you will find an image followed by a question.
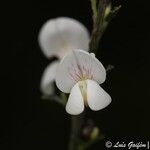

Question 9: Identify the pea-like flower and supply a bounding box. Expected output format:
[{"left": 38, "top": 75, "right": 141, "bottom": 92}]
[
  {"left": 39, "top": 17, "right": 90, "bottom": 95},
  {"left": 56, "top": 49, "right": 111, "bottom": 115}
]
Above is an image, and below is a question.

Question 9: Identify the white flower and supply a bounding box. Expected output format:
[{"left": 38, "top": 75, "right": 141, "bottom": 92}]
[
  {"left": 39, "top": 17, "right": 90, "bottom": 59},
  {"left": 56, "top": 49, "right": 111, "bottom": 115},
  {"left": 39, "top": 17, "right": 90, "bottom": 95}
]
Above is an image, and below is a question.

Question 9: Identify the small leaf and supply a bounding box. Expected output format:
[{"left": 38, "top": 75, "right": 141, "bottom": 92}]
[{"left": 105, "top": 5, "right": 121, "bottom": 22}]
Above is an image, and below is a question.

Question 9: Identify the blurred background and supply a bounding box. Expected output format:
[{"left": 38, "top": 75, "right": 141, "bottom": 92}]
[{"left": 2, "top": 0, "right": 150, "bottom": 149}]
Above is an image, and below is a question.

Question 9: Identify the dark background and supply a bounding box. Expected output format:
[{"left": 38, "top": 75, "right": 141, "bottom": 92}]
[{"left": 2, "top": 0, "right": 150, "bottom": 149}]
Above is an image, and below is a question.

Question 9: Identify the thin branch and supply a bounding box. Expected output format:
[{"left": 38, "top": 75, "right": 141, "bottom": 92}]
[
  {"left": 68, "top": 111, "right": 86, "bottom": 150},
  {"left": 90, "top": 0, "right": 98, "bottom": 26},
  {"left": 89, "top": 0, "right": 108, "bottom": 53},
  {"left": 89, "top": 1, "right": 121, "bottom": 54}
]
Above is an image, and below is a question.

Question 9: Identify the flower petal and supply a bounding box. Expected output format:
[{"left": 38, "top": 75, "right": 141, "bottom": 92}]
[
  {"left": 87, "top": 80, "right": 111, "bottom": 111},
  {"left": 41, "top": 61, "right": 59, "bottom": 95},
  {"left": 56, "top": 50, "right": 106, "bottom": 93},
  {"left": 38, "top": 17, "right": 90, "bottom": 59},
  {"left": 66, "top": 82, "right": 84, "bottom": 115}
]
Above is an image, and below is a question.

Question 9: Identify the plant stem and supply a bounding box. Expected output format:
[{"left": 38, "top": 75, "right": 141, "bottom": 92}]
[
  {"left": 89, "top": 0, "right": 108, "bottom": 53},
  {"left": 68, "top": 112, "right": 86, "bottom": 150}
]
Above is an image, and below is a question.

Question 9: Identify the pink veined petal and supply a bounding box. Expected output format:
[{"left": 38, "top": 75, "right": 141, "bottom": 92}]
[
  {"left": 38, "top": 17, "right": 90, "bottom": 59},
  {"left": 55, "top": 49, "right": 106, "bottom": 93},
  {"left": 87, "top": 80, "right": 111, "bottom": 111},
  {"left": 41, "top": 61, "right": 59, "bottom": 95},
  {"left": 66, "top": 82, "right": 84, "bottom": 115}
]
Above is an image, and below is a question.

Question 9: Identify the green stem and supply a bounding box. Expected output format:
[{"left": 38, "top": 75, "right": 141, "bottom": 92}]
[
  {"left": 90, "top": 0, "right": 98, "bottom": 26},
  {"left": 68, "top": 112, "right": 86, "bottom": 150},
  {"left": 89, "top": 0, "right": 108, "bottom": 53},
  {"left": 90, "top": 1, "right": 121, "bottom": 54}
]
